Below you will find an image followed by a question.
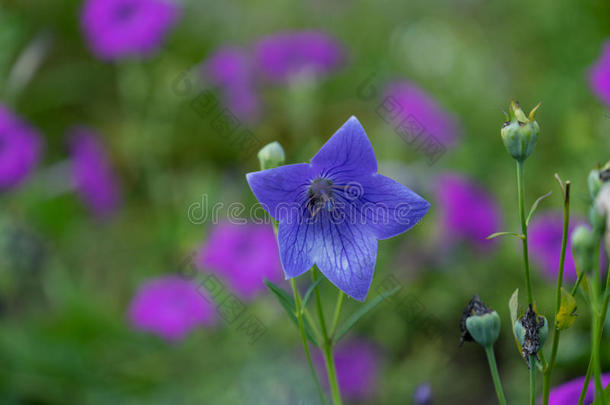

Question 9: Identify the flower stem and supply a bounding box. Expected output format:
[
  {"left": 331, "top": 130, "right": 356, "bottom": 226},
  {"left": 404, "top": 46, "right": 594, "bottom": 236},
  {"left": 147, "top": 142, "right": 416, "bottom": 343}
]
[
  {"left": 484, "top": 346, "right": 508, "bottom": 405},
  {"left": 590, "top": 236, "right": 607, "bottom": 404},
  {"left": 311, "top": 270, "right": 343, "bottom": 405},
  {"left": 529, "top": 356, "right": 537, "bottom": 405},
  {"left": 542, "top": 181, "right": 570, "bottom": 404},
  {"left": 330, "top": 291, "right": 345, "bottom": 338},
  {"left": 516, "top": 160, "right": 534, "bottom": 305},
  {"left": 290, "top": 278, "right": 328, "bottom": 405}
]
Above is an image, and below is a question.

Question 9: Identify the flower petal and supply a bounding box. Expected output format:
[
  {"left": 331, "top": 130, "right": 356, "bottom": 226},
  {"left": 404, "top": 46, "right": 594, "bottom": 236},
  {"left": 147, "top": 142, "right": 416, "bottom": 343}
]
[
  {"left": 352, "top": 174, "right": 430, "bottom": 240},
  {"left": 277, "top": 208, "right": 315, "bottom": 278},
  {"left": 310, "top": 212, "right": 378, "bottom": 301},
  {"left": 246, "top": 163, "right": 313, "bottom": 221},
  {"left": 311, "top": 116, "right": 377, "bottom": 178}
]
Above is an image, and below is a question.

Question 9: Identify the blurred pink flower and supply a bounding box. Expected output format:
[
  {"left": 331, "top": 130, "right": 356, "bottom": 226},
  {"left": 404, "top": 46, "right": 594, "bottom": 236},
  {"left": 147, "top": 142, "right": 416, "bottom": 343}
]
[
  {"left": 546, "top": 373, "right": 610, "bottom": 404},
  {"left": 529, "top": 212, "right": 607, "bottom": 282},
  {"left": 195, "top": 222, "right": 283, "bottom": 300},
  {"left": 128, "top": 276, "right": 215, "bottom": 341},
  {"left": 254, "top": 30, "right": 344, "bottom": 82},
  {"left": 589, "top": 40, "right": 610, "bottom": 107},
  {"left": 203, "top": 47, "right": 260, "bottom": 122},
  {"left": 81, "top": 0, "right": 179, "bottom": 60},
  {"left": 384, "top": 82, "right": 461, "bottom": 147},
  {"left": 0, "top": 104, "right": 42, "bottom": 191},
  {"left": 435, "top": 173, "right": 502, "bottom": 251},
  {"left": 68, "top": 127, "right": 121, "bottom": 218},
  {"left": 314, "top": 339, "right": 380, "bottom": 401}
]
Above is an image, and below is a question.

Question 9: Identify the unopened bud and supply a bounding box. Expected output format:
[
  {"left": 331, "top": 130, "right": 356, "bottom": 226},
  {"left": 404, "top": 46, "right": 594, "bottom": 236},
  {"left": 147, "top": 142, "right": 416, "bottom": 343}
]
[
  {"left": 500, "top": 100, "right": 540, "bottom": 162},
  {"left": 571, "top": 225, "right": 595, "bottom": 273},
  {"left": 257, "top": 141, "right": 285, "bottom": 170}
]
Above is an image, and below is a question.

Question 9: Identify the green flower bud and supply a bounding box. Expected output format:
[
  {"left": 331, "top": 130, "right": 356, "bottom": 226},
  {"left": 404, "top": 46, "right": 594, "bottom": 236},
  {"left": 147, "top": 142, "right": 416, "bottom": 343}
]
[
  {"left": 589, "top": 162, "right": 610, "bottom": 199},
  {"left": 589, "top": 169, "right": 603, "bottom": 200},
  {"left": 466, "top": 311, "right": 501, "bottom": 348},
  {"left": 257, "top": 142, "right": 285, "bottom": 170},
  {"left": 571, "top": 225, "right": 595, "bottom": 272},
  {"left": 514, "top": 305, "right": 548, "bottom": 367},
  {"left": 589, "top": 204, "right": 606, "bottom": 234},
  {"left": 500, "top": 100, "right": 540, "bottom": 162},
  {"left": 459, "top": 295, "right": 500, "bottom": 348}
]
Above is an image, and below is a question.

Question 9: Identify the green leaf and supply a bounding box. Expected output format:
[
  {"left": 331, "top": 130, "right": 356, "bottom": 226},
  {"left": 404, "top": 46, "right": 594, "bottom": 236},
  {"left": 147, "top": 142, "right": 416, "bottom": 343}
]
[
  {"left": 509, "top": 288, "right": 523, "bottom": 355},
  {"left": 302, "top": 277, "right": 323, "bottom": 308},
  {"left": 486, "top": 231, "right": 524, "bottom": 240},
  {"left": 556, "top": 288, "right": 578, "bottom": 331},
  {"left": 264, "top": 280, "right": 320, "bottom": 346},
  {"left": 333, "top": 286, "right": 400, "bottom": 343},
  {"left": 525, "top": 190, "right": 552, "bottom": 226}
]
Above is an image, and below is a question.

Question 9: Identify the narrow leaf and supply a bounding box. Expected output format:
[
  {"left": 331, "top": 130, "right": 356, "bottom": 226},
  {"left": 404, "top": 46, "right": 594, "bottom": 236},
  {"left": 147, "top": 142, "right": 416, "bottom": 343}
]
[
  {"left": 556, "top": 288, "right": 578, "bottom": 331},
  {"left": 509, "top": 288, "right": 523, "bottom": 355},
  {"left": 487, "top": 231, "right": 524, "bottom": 240},
  {"left": 302, "top": 277, "right": 323, "bottom": 308},
  {"left": 334, "top": 286, "right": 400, "bottom": 343},
  {"left": 526, "top": 190, "right": 552, "bottom": 226},
  {"left": 265, "top": 280, "right": 320, "bottom": 346}
]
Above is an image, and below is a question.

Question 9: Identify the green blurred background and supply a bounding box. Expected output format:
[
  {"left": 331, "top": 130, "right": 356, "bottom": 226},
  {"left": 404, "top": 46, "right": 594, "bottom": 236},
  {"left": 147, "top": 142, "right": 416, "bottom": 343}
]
[{"left": 1, "top": 0, "right": 609, "bottom": 404}]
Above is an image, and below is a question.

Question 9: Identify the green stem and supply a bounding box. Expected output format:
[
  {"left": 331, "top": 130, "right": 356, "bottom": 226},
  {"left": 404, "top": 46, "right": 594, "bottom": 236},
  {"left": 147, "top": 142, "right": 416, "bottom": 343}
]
[
  {"left": 542, "top": 181, "right": 570, "bottom": 405},
  {"left": 290, "top": 278, "right": 328, "bottom": 405},
  {"left": 311, "top": 270, "right": 343, "bottom": 405},
  {"left": 578, "top": 295, "right": 610, "bottom": 405},
  {"left": 330, "top": 291, "right": 345, "bottom": 339},
  {"left": 591, "top": 236, "right": 607, "bottom": 403},
  {"left": 517, "top": 160, "right": 534, "bottom": 304},
  {"left": 530, "top": 356, "right": 537, "bottom": 405},
  {"left": 577, "top": 363, "right": 593, "bottom": 405},
  {"left": 485, "top": 346, "right": 508, "bottom": 405}
]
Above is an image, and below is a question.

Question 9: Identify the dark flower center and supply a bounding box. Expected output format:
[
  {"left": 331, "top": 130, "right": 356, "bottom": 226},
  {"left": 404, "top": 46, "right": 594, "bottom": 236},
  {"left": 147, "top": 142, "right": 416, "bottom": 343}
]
[
  {"left": 307, "top": 177, "right": 335, "bottom": 217},
  {"left": 113, "top": 2, "right": 138, "bottom": 22}
]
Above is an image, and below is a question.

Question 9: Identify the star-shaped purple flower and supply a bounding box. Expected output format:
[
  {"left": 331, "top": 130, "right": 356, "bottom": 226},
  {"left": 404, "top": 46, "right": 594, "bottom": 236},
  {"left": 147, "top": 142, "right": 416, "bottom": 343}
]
[{"left": 246, "top": 117, "right": 430, "bottom": 301}]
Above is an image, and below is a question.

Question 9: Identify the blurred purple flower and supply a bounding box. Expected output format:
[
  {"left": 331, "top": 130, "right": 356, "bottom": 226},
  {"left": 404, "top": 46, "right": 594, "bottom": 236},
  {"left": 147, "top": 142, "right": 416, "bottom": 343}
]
[
  {"left": 195, "top": 222, "right": 283, "bottom": 300},
  {"left": 413, "top": 383, "right": 433, "bottom": 405},
  {"left": 203, "top": 47, "right": 260, "bottom": 122},
  {"left": 128, "top": 276, "right": 215, "bottom": 341},
  {"left": 254, "top": 30, "right": 344, "bottom": 82},
  {"left": 589, "top": 40, "right": 610, "bottom": 107},
  {"left": 384, "top": 82, "right": 461, "bottom": 146},
  {"left": 81, "top": 0, "right": 179, "bottom": 60},
  {"left": 247, "top": 117, "right": 430, "bottom": 301},
  {"left": 435, "top": 173, "right": 501, "bottom": 251},
  {"left": 69, "top": 128, "right": 121, "bottom": 218},
  {"left": 546, "top": 373, "right": 610, "bottom": 404},
  {"left": 529, "top": 212, "right": 607, "bottom": 282},
  {"left": 0, "top": 105, "right": 42, "bottom": 191},
  {"left": 314, "top": 339, "right": 380, "bottom": 401}
]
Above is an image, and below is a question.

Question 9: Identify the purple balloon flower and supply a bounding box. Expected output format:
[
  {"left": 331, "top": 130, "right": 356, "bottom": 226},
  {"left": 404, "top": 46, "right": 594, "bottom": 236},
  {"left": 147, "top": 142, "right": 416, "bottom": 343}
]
[
  {"left": 128, "top": 276, "right": 215, "bottom": 341},
  {"left": 203, "top": 47, "right": 260, "bottom": 122},
  {"left": 246, "top": 116, "right": 430, "bottom": 301},
  {"left": 81, "top": 0, "right": 179, "bottom": 60},
  {"left": 435, "top": 173, "right": 502, "bottom": 251},
  {"left": 314, "top": 339, "right": 380, "bottom": 400},
  {"left": 0, "top": 105, "right": 42, "bottom": 191},
  {"left": 589, "top": 40, "right": 610, "bottom": 107},
  {"left": 254, "top": 30, "right": 344, "bottom": 82},
  {"left": 195, "top": 222, "right": 283, "bottom": 300},
  {"left": 546, "top": 373, "right": 610, "bottom": 404},
  {"left": 69, "top": 128, "right": 121, "bottom": 218},
  {"left": 529, "top": 212, "right": 607, "bottom": 282},
  {"left": 383, "top": 82, "right": 461, "bottom": 146}
]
